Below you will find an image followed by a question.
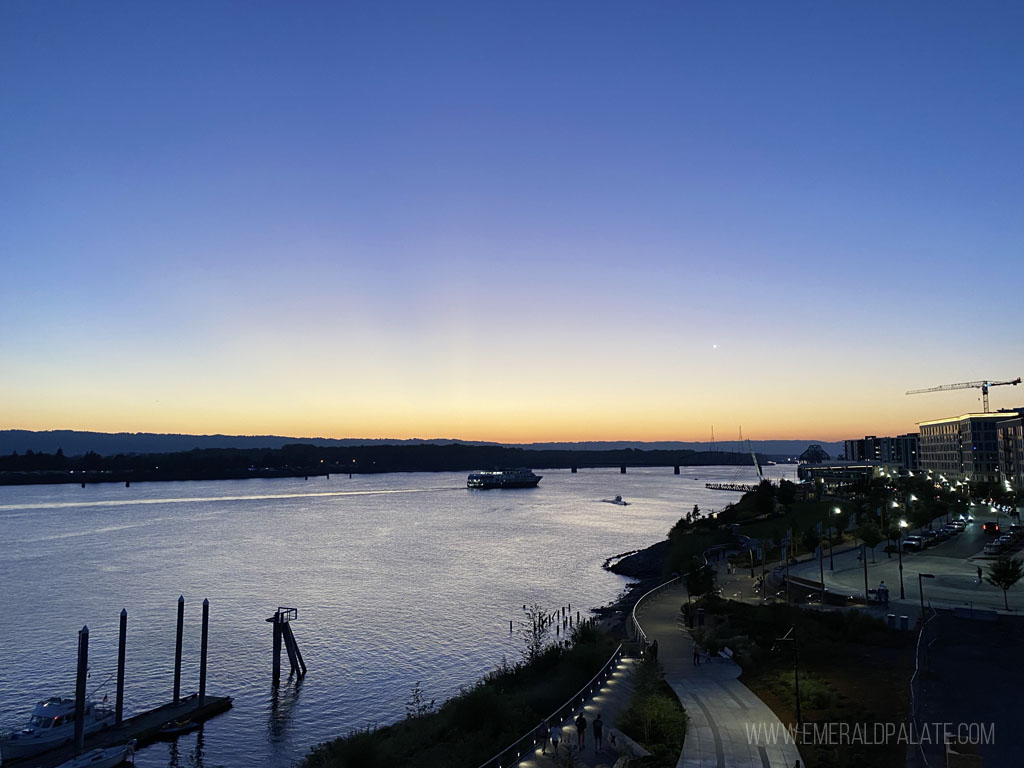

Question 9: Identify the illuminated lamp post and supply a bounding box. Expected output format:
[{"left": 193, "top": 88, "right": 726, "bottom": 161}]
[{"left": 897, "top": 520, "right": 908, "bottom": 599}]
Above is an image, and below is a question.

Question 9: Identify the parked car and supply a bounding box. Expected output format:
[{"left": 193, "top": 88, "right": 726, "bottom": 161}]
[
  {"left": 942, "top": 524, "right": 961, "bottom": 536},
  {"left": 921, "top": 530, "right": 939, "bottom": 545},
  {"left": 902, "top": 536, "right": 925, "bottom": 552},
  {"left": 952, "top": 520, "right": 966, "bottom": 532},
  {"left": 983, "top": 543, "right": 1003, "bottom": 556}
]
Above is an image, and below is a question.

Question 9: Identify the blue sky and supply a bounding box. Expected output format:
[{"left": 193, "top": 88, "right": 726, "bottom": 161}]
[{"left": 3, "top": 2, "right": 1023, "bottom": 441}]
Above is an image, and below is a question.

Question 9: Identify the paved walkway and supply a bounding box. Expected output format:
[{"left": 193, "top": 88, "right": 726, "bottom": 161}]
[
  {"left": 516, "top": 656, "right": 650, "bottom": 768},
  {"left": 634, "top": 584, "right": 803, "bottom": 768},
  {"left": 787, "top": 540, "right": 1024, "bottom": 619}
]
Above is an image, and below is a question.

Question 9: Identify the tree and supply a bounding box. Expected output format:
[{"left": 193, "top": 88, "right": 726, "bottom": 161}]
[
  {"left": 986, "top": 558, "right": 1024, "bottom": 610},
  {"left": 517, "top": 603, "right": 552, "bottom": 663},
  {"left": 777, "top": 479, "right": 798, "bottom": 506},
  {"left": 801, "top": 529, "right": 821, "bottom": 557},
  {"left": 884, "top": 523, "right": 902, "bottom": 559},
  {"left": 856, "top": 521, "right": 884, "bottom": 563},
  {"left": 752, "top": 480, "right": 776, "bottom": 517},
  {"left": 404, "top": 681, "right": 436, "bottom": 718},
  {"left": 685, "top": 562, "right": 715, "bottom": 598}
]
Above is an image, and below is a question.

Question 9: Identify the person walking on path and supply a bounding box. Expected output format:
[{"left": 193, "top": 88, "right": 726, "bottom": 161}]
[
  {"left": 693, "top": 645, "right": 700, "bottom": 666},
  {"left": 592, "top": 713, "right": 604, "bottom": 750},
  {"left": 575, "top": 712, "right": 587, "bottom": 749},
  {"left": 537, "top": 721, "right": 550, "bottom": 755},
  {"left": 550, "top": 723, "right": 562, "bottom": 755},
  {"left": 976, "top": 566, "right": 983, "bottom": 585}
]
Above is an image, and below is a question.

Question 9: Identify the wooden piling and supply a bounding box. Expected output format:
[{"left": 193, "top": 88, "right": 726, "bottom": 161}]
[
  {"left": 674, "top": 465, "right": 680, "bottom": 474},
  {"left": 282, "top": 623, "right": 306, "bottom": 676},
  {"left": 116, "top": 609, "right": 127, "bottom": 724},
  {"left": 74, "top": 626, "right": 89, "bottom": 756},
  {"left": 282, "top": 623, "right": 300, "bottom": 674},
  {"left": 199, "top": 598, "right": 209, "bottom": 705},
  {"left": 272, "top": 612, "right": 283, "bottom": 685},
  {"left": 620, "top": 465, "right": 626, "bottom": 474},
  {"left": 173, "top": 595, "right": 184, "bottom": 704},
  {"left": 571, "top": 467, "right": 577, "bottom": 473}
]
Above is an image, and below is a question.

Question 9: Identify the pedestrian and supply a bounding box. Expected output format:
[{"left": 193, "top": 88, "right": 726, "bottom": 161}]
[
  {"left": 593, "top": 713, "right": 604, "bottom": 750},
  {"left": 976, "top": 566, "right": 983, "bottom": 584},
  {"left": 550, "top": 722, "right": 562, "bottom": 755},
  {"left": 651, "top": 639, "right": 659, "bottom": 662},
  {"left": 609, "top": 730, "right": 617, "bottom": 749},
  {"left": 537, "top": 721, "right": 550, "bottom": 755},
  {"left": 575, "top": 711, "right": 587, "bottom": 749},
  {"left": 693, "top": 645, "right": 700, "bottom": 666}
]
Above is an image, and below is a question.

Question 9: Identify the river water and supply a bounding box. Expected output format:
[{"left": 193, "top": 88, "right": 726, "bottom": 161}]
[{"left": 0, "top": 464, "right": 795, "bottom": 767}]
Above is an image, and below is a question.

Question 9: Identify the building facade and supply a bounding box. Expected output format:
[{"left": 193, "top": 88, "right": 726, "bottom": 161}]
[
  {"left": 843, "top": 433, "right": 919, "bottom": 470},
  {"left": 917, "top": 412, "right": 1019, "bottom": 485},
  {"left": 997, "top": 416, "right": 1024, "bottom": 492}
]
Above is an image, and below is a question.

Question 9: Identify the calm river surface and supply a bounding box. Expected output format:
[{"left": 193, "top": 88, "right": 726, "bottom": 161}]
[{"left": 0, "top": 464, "right": 795, "bottom": 767}]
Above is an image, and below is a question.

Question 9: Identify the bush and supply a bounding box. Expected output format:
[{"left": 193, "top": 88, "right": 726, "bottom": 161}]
[{"left": 618, "top": 660, "right": 687, "bottom": 767}]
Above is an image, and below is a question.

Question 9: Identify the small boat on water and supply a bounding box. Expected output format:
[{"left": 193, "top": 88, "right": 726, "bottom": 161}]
[
  {"left": 156, "top": 718, "right": 201, "bottom": 739},
  {"left": 0, "top": 696, "right": 115, "bottom": 761},
  {"left": 467, "top": 468, "right": 542, "bottom": 489},
  {"left": 601, "top": 495, "right": 629, "bottom": 506},
  {"left": 57, "top": 739, "right": 135, "bottom": 768}
]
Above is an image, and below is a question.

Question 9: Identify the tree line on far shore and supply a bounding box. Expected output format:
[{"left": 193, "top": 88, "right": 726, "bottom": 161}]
[{"left": 0, "top": 442, "right": 757, "bottom": 484}]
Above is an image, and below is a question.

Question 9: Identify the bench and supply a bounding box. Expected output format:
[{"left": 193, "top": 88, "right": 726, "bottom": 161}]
[{"left": 718, "top": 646, "right": 734, "bottom": 662}]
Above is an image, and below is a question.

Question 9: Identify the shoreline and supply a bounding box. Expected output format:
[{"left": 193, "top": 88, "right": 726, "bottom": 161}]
[{"left": 593, "top": 538, "right": 671, "bottom": 633}]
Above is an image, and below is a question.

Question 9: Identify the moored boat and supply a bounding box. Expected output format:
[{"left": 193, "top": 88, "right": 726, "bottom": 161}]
[
  {"left": 156, "top": 718, "right": 201, "bottom": 739},
  {"left": 466, "top": 468, "right": 542, "bottom": 489},
  {"left": 0, "top": 697, "right": 115, "bottom": 761},
  {"left": 57, "top": 739, "right": 135, "bottom": 768}
]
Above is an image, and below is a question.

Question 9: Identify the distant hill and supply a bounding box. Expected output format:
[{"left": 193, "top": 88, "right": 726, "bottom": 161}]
[
  {"left": 514, "top": 440, "right": 844, "bottom": 459},
  {"left": 0, "top": 429, "right": 843, "bottom": 460}
]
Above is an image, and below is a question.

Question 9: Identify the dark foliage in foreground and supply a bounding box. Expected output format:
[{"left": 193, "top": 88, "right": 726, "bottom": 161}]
[{"left": 302, "top": 624, "right": 617, "bottom": 768}]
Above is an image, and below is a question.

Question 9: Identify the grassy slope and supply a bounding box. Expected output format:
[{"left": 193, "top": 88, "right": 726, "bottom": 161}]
[{"left": 301, "top": 627, "right": 618, "bottom": 768}]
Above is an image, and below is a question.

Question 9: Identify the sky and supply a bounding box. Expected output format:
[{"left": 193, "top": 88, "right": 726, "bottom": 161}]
[{"left": 3, "top": 2, "right": 1023, "bottom": 443}]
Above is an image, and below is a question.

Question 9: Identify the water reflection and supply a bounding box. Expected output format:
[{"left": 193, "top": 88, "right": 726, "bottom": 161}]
[
  {"left": 162, "top": 724, "right": 209, "bottom": 768},
  {"left": 269, "top": 676, "right": 304, "bottom": 743}
]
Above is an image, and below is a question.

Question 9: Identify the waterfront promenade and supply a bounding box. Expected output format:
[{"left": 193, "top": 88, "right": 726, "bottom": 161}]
[
  {"left": 634, "top": 583, "right": 803, "bottom": 768},
  {"left": 515, "top": 655, "right": 650, "bottom": 768}
]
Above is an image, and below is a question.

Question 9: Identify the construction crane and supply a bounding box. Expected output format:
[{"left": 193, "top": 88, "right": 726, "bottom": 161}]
[{"left": 906, "top": 378, "right": 1022, "bottom": 413}]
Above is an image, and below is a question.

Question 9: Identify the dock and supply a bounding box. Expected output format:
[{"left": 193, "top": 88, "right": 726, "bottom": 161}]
[{"left": 18, "top": 693, "right": 232, "bottom": 768}]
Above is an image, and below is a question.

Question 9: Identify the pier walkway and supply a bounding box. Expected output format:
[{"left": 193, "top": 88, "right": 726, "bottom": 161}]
[
  {"left": 634, "top": 584, "right": 803, "bottom": 768},
  {"left": 514, "top": 655, "right": 649, "bottom": 768}
]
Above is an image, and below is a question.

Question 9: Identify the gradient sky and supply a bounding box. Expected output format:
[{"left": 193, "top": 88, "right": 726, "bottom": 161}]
[{"left": 3, "top": 2, "right": 1023, "bottom": 443}]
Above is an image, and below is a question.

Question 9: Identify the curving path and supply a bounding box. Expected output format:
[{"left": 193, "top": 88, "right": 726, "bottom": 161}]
[
  {"left": 634, "top": 584, "right": 803, "bottom": 768},
  {"left": 515, "top": 656, "right": 651, "bottom": 768}
]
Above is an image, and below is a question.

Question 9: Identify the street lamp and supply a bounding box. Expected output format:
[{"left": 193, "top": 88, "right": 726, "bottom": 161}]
[
  {"left": 918, "top": 573, "right": 935, "bottom": 620},
  {"left": 829, "top": 507, "right": 841, "bottom": 570},
  {"left": 897, "top": 520, "right": 908, "bottom": 599},
  {"left": 774, "top": 627, "right": 801, "bottom": 726}
]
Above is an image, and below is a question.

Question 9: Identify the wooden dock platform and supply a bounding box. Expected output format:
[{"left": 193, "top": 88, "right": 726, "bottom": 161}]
[{"left": 15, "top": 694, "right": 232, "bottom": 768}]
